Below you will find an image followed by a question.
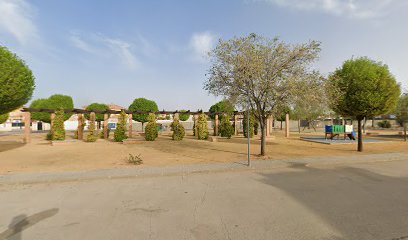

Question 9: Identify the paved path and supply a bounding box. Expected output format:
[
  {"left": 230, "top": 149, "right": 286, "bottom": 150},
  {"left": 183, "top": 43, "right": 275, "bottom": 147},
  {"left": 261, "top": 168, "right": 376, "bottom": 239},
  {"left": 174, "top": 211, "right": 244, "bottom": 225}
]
[
  {"left": 1, "top": 152, "right": 407, "bottom": 185},
  {"left": 1, "top": 155, "right": 408, "bottom": 239}
]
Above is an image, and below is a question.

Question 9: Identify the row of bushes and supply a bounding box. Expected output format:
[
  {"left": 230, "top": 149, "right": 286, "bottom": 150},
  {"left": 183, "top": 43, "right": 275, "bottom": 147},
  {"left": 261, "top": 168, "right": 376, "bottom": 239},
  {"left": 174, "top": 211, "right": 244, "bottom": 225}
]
[{"left": 48, "top": 111, "right": 240, "bottom": 143}]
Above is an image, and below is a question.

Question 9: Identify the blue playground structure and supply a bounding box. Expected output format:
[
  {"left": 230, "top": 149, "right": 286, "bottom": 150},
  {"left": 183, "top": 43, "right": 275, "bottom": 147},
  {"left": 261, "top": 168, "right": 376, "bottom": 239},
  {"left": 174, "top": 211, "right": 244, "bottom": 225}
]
[{"left": 325, "top": 125, "right": 356, "bottom": 140}]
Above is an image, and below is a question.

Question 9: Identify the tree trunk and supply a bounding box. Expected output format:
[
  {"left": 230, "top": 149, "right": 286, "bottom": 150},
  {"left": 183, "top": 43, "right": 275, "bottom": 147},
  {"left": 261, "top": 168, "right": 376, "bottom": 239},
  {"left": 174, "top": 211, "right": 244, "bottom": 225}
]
[
  {"left": 260, "top": 117, "right": 267, "bottom": 156},
  {"left": 142, "top": 122, "right": 144, "bottom": 132},
  {"left": 298, "top": 120, "right": 301, "bottom": 134},
  {"left": 358, "top": 119, "right": 363, "bottom": 152},
  {"left": 280, "top": 121, "right": 282, "bottom": 130},
  {"left": 404, "top": 123, "right": 407, "bottom": 142}
]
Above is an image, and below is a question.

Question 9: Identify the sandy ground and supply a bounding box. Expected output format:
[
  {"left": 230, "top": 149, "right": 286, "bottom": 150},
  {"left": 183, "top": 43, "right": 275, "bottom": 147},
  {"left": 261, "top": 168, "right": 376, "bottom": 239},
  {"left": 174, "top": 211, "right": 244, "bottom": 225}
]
[{"left": 0, "top": 130, "right": 407, "bottom": 175}]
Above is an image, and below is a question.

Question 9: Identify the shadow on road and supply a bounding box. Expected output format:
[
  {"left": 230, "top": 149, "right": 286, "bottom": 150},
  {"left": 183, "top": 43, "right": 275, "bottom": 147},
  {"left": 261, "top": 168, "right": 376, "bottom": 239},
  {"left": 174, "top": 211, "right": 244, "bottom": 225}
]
[
  {"left": 258, "top": 164, "right": 408, "bottom": 240},
  {"left": 0, "top": 208, "right": 59, "bottom": 240}
]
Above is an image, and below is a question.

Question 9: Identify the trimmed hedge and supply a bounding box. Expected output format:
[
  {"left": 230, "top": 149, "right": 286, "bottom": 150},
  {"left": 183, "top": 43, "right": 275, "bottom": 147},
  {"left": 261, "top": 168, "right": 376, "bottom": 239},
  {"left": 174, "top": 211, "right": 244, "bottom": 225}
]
[
  {"left": 86, "top": 113, "right": 97, "bottom": 142},
  {"left": 114, "top": 111, "right": 128, "bottom": 142},
  {"left": 145, "top": 113, "right": 158, "bottom": 141},
  {"left": 171, "top": 118, "right": 185, "bottom": 141},
  {"left": 219, "top": 115, "right": 234, "bottom": 138},
  {"left": 52, "top": 109, "right": 65, "bottom": 141},
  {"left": 197, "top": 114, "right": 209, "bottom": 140}
]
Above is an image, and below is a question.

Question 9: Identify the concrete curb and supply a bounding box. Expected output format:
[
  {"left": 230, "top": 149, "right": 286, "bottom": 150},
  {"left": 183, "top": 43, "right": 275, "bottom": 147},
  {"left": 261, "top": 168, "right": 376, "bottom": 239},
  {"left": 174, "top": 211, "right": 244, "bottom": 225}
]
[{"left": 1, "top": 152, "right": 407, "bottom": 185}]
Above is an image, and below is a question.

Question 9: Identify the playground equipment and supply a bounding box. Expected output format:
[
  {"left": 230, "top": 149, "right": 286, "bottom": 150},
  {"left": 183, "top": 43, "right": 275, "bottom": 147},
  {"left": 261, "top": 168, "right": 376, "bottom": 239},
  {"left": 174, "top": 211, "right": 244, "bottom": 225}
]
[{"left": 325, "top": 125, "right": 356, "bottom": 140}]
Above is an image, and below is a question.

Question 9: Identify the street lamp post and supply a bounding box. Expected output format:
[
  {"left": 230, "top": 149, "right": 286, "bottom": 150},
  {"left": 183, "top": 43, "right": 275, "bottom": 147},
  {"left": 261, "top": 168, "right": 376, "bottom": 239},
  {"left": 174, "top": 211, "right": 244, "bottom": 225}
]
[
  {"left": 247, "top": 88, "right": 251, "bottom": 167},
  {"left": 236, "top": 33, "right": 256, "bottom": 167}
]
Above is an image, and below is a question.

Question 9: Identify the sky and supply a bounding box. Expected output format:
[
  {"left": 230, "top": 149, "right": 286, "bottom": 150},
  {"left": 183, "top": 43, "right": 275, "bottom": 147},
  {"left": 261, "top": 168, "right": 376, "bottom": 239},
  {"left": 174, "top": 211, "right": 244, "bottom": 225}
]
[{"left": 1, "top": 0, "right": 407, "bottom": 111}]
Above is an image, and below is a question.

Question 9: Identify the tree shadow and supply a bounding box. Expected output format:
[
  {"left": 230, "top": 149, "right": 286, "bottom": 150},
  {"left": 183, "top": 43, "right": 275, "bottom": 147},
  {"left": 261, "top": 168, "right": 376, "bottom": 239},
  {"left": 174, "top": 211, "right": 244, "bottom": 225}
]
[
  {"left": 0, "top": 208, "right": 59, "bottom": 240},
  {"left": 0, "top": 141, "right": 25, "bottom": 153},
  {"left": 257, "top": 164, "right": 408, "bottom": 240}
]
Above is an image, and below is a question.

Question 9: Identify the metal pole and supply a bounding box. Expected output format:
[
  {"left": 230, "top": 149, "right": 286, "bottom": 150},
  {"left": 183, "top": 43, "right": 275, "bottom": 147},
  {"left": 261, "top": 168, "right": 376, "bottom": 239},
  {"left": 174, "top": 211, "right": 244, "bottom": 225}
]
[{"left": 247, "top": 88, "right": 251, "bottom": 167}]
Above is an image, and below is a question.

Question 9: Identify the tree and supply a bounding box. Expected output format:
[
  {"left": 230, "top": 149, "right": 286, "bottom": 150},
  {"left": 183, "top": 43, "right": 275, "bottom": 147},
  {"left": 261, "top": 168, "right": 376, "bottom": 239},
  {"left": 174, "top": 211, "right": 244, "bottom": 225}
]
[
  {"left": 144, "top": 113, "right": 158, "bottom": 141},
  {"left": 0, "top": 113, "right": 8, "bottom": 124},
  {"left": 86, "top": 113, "right": 98, "bottom": 142},
  {"left": 85, "top": 103, "right": 110, "bottom": 129},
  {"left": 396, "top": 94, "right": 408, "bottom": 141},
  {"left": 128, "top": 98, "right": 158, "bottom": 129},
  {"left": 328, "top": 57, "right": 400, "bottom": 152},
  {"left": 196, "top": 114, "right": 209, "bottom": 140},
  {"left": 52, "top": 109, "right": 65, "bottom": 141},
  {"left": 178, "top": 110, "right": 190, "bottom": 121},
  {"left": 0, "top": 46, "right": 35, "bottom": 115},
  {"left": 30, "top": 94, "right": 74, "bottom": 123},
  {"left": 114, "top": 111, "right": 128, "bottom": 142},
  {"left": 219, "top": 115, "right": 234, "bottom": 138},
  {"left": 208, "top": 100, "right": 235, "bottom": 120},
  {"left": 171, "top": 118, "right": 185, "bottom": 141},
  {"left": 205, "top": 34, "right": 321, "bottom": 155},
  {"left": 292, "top": 74, "right": 329, "bottom": 132}
]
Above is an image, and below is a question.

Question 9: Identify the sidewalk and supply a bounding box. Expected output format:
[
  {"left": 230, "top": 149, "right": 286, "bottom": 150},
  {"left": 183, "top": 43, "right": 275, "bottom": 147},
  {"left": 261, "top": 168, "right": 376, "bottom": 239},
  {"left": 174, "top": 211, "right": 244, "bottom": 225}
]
[{"left": 1, "top": 152, "right": 407, "bottom": 185}]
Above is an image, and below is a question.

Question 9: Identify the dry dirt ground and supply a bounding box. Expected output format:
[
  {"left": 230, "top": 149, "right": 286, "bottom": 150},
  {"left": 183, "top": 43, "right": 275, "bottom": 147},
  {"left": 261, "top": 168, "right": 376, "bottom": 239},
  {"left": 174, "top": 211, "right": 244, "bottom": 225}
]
[{"left": 0, "top": 130, "right": 407, "bottom": 175}]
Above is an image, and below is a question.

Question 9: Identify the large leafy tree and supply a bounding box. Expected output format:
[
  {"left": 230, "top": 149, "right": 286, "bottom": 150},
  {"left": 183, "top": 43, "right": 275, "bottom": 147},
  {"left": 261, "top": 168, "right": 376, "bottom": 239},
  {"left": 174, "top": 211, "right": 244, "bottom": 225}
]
[
  {"left": 128, "top": 98, "right": 158, "bottom": 129},
  {"left": 396, "top": 94, "right": 408, "bottom": 141},
  {"left": 208, "top": 100, "right": 235, "bottom": 120},
  {"left": 328, "top": 57, "right": 400, "bottom": 151},
  {"left": 30, "top": 94, "right": 74, "bottom": 123},
  {"left": 178, "top": 110, "right": 190, "bottom": 121},
  {"left": 0, "top": 46, "right": 35, "bottom": 114},
  {"left": 205, "top": 34, "right": 321, "bottom": 155},
  {"left": 85, "top": 103, "right": 110, "bottom": 129}
]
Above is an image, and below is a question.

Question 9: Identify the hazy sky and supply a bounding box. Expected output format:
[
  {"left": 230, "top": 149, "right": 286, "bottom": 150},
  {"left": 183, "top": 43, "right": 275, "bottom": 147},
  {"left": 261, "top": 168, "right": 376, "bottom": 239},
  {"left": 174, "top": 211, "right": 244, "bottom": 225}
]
[{"left": 1, "top": 0, "right": 407, "bottom": 110}]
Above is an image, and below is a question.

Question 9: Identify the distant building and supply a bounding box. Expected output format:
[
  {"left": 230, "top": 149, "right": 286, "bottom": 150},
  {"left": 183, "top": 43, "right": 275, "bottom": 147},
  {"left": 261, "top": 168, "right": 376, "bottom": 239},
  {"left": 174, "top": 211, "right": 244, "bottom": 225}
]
[{"left": 0, "top": 104, "right": 127, "bottom": 132}]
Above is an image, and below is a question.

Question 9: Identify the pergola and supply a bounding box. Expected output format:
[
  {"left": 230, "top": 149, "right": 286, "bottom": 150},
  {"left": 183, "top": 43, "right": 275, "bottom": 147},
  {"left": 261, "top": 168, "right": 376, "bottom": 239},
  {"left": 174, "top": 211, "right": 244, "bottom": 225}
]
[{"left": 20, "top": 108, "right": 281, "bottom": 143}]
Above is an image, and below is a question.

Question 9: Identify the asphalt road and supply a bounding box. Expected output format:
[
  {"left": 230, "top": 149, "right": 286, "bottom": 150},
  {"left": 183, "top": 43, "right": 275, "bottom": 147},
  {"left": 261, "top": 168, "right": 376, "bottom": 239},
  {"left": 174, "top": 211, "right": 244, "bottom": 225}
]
[{"left": 1, "top": 160, "right": 408, "bottom": 240}]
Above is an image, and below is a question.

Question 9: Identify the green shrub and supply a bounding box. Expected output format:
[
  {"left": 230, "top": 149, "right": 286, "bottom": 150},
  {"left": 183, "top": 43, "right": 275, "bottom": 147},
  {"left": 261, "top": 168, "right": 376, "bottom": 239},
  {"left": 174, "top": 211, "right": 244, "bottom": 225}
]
[
  {"left": 99, "top": 125, "right": 110, "bottom": 139},
  {"left": 377, "top": 120, "right": 391, "bottom": 128},
  {"left": 171, "top": 118, "right": 185, "bottom": 141},
  {"left": 254, "top": 120, "right": 259, "bottom": 135},
  {"left": 46, "top": 132, "right": 53, "bottom": 140},
  {"left": 179, "top": 110, "right": 190, "bottom": 121},
  {"left": 145, "top": 113, "right": 158, "bottom": 141},
  {"left": 0, "top": 113, "right": 8, "bottom": 124},
  {"left": 52, "top": 109, "right": 66, "bottom": 141},
  {"left": 197, "top": 114, "right": 209, "bottom": 140},
  {"left": 243, "top": 111, "right": 255, "bottom": 138},
  {"left": 86, "top": 113, "right": 97, "bottom": 142},
  {"left": 114, "top": 111, "right": 128, "bottom": 142},
  {"left": 127, "top": 153, "right": 143, "bottom": 165},
  {"left": 219, "top": 115, "right": 234, "bottom": 138}
]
